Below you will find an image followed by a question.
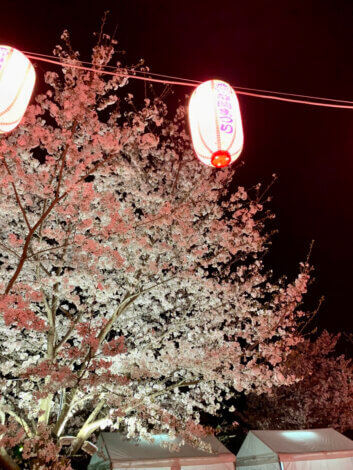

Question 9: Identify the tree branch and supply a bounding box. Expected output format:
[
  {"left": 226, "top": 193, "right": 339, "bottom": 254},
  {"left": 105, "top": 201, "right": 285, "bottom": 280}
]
[
  {"left": 70, "top": 398, "right": 106, "bottom": 455},
  {"left": 26, "top": 242, "right": 73, "bottom": 259},
  {"left": 2, "top": 157, "right": 31, "bottom": 231},
  {"left": 96, "top": 291, "right": 141, "bottom": 345},
  {"left": 70, "top": 416, "right": 111, "bottom": 456},
  {"left": 4, "top": 408, "right": 33, "bottom": 438},
  {"left": 55, "top": 120, "right": 77, "bottom": 198},
  {"left": 54, "top": 312, "right": 82, "bottom": 354},
  {"left": 0, "top": 241, "right": 21, "bottom": 259},
  {"left": 52, "top": 388, "right": 78, "bottom": 438}
]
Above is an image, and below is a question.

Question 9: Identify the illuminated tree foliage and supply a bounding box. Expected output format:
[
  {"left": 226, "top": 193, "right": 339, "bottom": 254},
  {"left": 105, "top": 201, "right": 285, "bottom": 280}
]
[
  {"left": 242, "top": 331, "right": 353, "bottom": 432},
  {"left": 0, "top": 32, "right": 310, "bottom": 469}
]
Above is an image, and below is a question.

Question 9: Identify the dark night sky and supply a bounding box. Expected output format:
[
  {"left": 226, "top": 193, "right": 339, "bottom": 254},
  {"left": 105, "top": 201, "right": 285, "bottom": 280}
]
[{"left": 2, "top": 0, "right": 353, "bottom": 336}]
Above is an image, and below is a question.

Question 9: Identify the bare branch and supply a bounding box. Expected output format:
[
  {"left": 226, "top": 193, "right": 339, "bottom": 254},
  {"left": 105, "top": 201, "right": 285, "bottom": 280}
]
[
  {"left": 26, "top": 243, "right": 73, "bottom": 260},
  {"left": 0, "top": 241, "right": 21, "bottom": 259},
  {"left": 2, "top": 157, "right": 31, "bottom": 231}
]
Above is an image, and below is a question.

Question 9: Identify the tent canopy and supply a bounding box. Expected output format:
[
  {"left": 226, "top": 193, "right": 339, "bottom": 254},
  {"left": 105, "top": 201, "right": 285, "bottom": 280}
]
[
  {"left": 88, "top": 433, "right": 235, "bottom": 470},
  {"left": 236, "top": 428, "right": 353, "bottom": 470}
]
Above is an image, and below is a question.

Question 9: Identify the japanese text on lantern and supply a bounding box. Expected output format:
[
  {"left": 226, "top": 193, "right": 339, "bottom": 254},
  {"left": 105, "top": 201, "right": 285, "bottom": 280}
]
[
  {"left": 216, "top": 83, "right": 234, "bottom": 134},
  {"left": 0, "top": 47, "right": 10, "bottom": 71}
]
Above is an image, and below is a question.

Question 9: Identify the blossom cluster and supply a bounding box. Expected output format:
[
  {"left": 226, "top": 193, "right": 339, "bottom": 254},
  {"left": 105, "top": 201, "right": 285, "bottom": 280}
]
[{"left": 0, "top": 31, "right": 312, "bottom": 467}]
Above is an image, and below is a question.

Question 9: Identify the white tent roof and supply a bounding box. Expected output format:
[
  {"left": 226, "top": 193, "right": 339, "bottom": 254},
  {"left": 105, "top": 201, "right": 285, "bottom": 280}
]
[
  {"left": 88, "top": 433, "right": 235, "bottom": 470},
  {"left": 237, "top": 428, "right": 353, "bottom": 470}
]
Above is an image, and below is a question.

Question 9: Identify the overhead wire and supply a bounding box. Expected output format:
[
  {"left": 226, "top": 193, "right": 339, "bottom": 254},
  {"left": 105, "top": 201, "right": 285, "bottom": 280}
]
[
  {"left": 23, "top": 50, "right": 201, "bottom": 83},
  {"left": 24, "top": 51, "right": 353, "bottom": 110},
  {"left": 24, "top": 50, "right": 353, "bottom": 104},
  {"left": 21, "top": 51, "right": 353, "bottom": 102}
]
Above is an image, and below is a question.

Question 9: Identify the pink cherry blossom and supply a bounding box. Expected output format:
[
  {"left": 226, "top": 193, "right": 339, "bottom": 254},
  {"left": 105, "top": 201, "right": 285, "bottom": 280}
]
[{"left": 0, "top": 31, "right": 315, "bottom": 469}]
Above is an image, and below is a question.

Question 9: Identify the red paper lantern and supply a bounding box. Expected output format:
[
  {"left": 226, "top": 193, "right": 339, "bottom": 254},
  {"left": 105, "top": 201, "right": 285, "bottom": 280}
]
[
  {"left": 0, "top": 46, "right": 36, "bottom": 134},
  {"left": 188, "top": 79, "right": 244, "bottom": 168}
]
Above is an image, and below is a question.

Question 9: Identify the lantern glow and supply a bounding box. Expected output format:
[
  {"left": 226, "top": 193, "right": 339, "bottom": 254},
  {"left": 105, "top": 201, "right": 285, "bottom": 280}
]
[
  {"left": 188, "top": 79, "right": 244, "bottom": 168},
  {"left": 0, "top": 46, "right": 36, "bottom": 134}
]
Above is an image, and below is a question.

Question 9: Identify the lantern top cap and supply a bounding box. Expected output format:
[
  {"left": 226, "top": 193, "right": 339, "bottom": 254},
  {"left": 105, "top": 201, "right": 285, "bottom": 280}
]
[
  {"left": 196, "top": 79, "right": 233, "bottom": 88},
  {"left": 0, "top": 45, "right": 14, "bottom": 53}
]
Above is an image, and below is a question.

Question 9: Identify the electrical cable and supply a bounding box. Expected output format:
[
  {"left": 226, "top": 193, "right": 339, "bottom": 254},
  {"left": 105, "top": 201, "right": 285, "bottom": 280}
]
[
  {"left": 24, "top": 50, "right": 353, "bottom": 104},
  {"left": 22, "top": 50, "right": 201, "bottom": 84},
  {"left": 21, "top": 51, "right": 353, "bottom": 102},
  {"left": 24, "top": 52, "right": 353, "bottom": 110}
]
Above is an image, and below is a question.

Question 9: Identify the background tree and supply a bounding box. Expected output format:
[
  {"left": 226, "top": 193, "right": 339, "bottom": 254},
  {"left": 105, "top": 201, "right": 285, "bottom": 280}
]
[
  {"left": 0, "top": 31, "right": 311, "bottom": 469},
  {"left": 239, "top": 331, "right": 353, "bottom": 432}
]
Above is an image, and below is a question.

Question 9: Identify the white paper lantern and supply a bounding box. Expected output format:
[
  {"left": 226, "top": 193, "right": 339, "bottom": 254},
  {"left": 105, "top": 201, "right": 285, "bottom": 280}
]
[
  {"left": 188, "top": 79, "right": 244, "bottom": 168},
  {"left": 0, "top": 46, "right": 36, "bottom": 134}
]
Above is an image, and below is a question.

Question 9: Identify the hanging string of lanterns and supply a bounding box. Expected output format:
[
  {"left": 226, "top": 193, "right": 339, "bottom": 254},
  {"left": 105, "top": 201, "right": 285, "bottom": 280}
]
[
  {"left": 0, "top": 46, "right": 243, "bottom": 168},
  {"left": 1, "top": 43, "right": 353, "bottom": 168}
]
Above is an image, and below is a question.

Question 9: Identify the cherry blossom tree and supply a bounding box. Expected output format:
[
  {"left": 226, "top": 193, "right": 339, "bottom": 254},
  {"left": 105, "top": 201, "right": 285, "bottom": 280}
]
[
  {"left": 241, "top": 331, "right": 353, "bottom": 432},
  {"left": 0, "top": 31, "right": 311, "bottom": 469}
]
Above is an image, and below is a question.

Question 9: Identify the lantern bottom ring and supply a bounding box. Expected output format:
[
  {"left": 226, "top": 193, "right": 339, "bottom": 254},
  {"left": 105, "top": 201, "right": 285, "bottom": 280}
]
[{"left": 211, "top": 150, "right": 231, "bottom": 168}]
